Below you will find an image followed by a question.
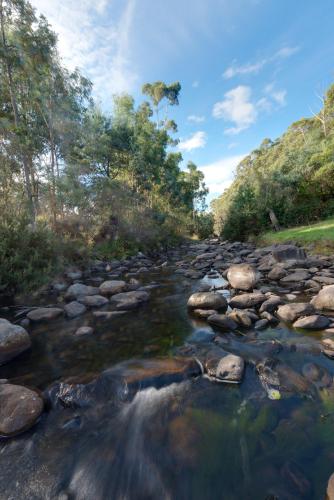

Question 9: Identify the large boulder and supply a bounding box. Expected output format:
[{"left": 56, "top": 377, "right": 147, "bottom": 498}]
[
  {"left": 0, "top": 319, "right": 31, "bottom": 365},
  {"left": 65, "top": 283, "right": 99, "bottom": 301},
  {"left": 276, "top": 302, "right": 315, "bottom": 323},
  {"left": 293, "top": 315, "right": 330, "bottom": 330},
  {"left": 229, "top": 292, "right": 266, "bottom": 309},
  {"left": 99, "top": 280, "right": 127, "bottom": 296},
  {"left": 227, "top": 264, "right": 259, "bottom": 291},
  {"left": 187, "top": 292, "right": 227, "bottom": 311},
  {"left": 311, "top": 285, "right": 334, "bottom": 311},
  {"left": 27, "top": 307, "right": 63, "bottom": 322},
  {"left": 0, "top": 384, "right": 44, "bottom": 437},
  {"left": 272, "top": 244, "right": 306, "bottom": 262}
]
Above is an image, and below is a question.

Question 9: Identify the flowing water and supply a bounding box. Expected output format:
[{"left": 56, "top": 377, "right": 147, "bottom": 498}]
[{"left": 0, "top": 265, "right": 334, "bottom": 499}]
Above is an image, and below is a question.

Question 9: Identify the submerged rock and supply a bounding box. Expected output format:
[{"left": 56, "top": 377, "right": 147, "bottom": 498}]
[
  {"left": 0, "top": 384, "right": 43, "bottom": 437},
  {"left": 192, "top": 308, "right": 218, "bottom": 319},
  {"left": 110, "top": 290, "right": 150, "bottom": 310},
  {"left": 27, "top": 307, "right": 63, "bottom": 322},
  {"left": 293, "top": 315, "right": 330, "bottom": 330},
  {"left": 207, "top": 314, "right": 238, "bottom": 331},
  {"left": 0, "top": 319, "right": 31, "bottom": 365},
  {"left": 227, "top": 264, "right": 259, "bottom": 291},
  {"left": 187, "top": 292, "right": 227, "bottom": 311}
]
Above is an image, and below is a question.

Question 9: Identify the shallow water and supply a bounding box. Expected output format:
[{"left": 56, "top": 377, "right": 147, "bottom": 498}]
[{"left": 0, "top": 266, "right": 334, "bottom": 499}]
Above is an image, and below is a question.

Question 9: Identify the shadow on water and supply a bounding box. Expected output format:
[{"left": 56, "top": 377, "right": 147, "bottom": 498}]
[{"left": 0, "top": 269, "right": 334, "bottom": 498}]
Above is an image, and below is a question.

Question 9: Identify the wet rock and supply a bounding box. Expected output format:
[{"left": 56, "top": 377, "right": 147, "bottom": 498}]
[
  {"left": 110, "top": 290, "right": 150, "bottom": 310},
  {"left": 260, "top": 311, "right": 279, "bottom": 325},
  {"left": 313, "top": 275, "right": 334, "bottom": 285},
  {"left": 206, "top": 352, "right": 244, "bottom": 383},
  {"left": 268, "top": 265, "right": 287, "bottom": 280},
  {"left": 228, "top": 309, "right": 254, "bottom": 327},
  {"left": 254, "top": 319, "right": 269, "bottom": 330},
  {"left": 193, "top": 308, "right": 218, "bottom": 319},
  {"left": 187, "top": 292, "right": 227, "bottom": 311},
  {"left": 280, "top": 270, "right": 310, "bottom": 283},
  {"left": 327, "top": 472, "right": 334, "bottom": 500},
  {"left": 227, "top": 264, "right": 259, "bottom": 291},
  {"left": 276, "top": 303, "right": 315, "bottom": 323},
  {"left": 259, "top": 296, "right": 283, "bottom": 313},
  {"left": 0, "top": 384, "right": 43, "bottom": 437},
  {"left": 207, "top": 314, "right": 238, "bottom": 331},
  {"left": 311, "top": 285, "right": 334, "bottom": 311},
  {"left": 99, "top": 280, "right": 127, "bottom": 296},
  {"left": 66, "top": 270, "right": 82, "bottom": 280},
  {"left": 168, "top": 413, "right": 200, "bottom": 467},
  {"left": 64, "top": 301, "right": 87, "bottom": 319},
  {"left": 0, "top": 319, "right": 31, "bottom": 365},
  {"left": 78, "top": 295, "right": 109, "bottom": 308},
  {"left": 65, "top": 283, "right": 99, "bottom": 301},
  {"left": 293, "top": 314, "right": 330, "bottom": 330},
  {"left": 272, "top": 244, "right": 306, "bottom": 262},
  {"left": 27, "top": 307, "right": 63, "bottom": 322},
  {"left": 75, "top": 326, "right": 93, "bottom": 336},
  {"left": 322, "top": 338, "right": 334, "bottom": 358},
  {"left": 229, "top": 292, "right": 266, "bottom": 309},
  {"left": 93, "top": 311, "right": 127, "bottom": 320},
  {"left": 302, "top": 362, "right": 332, "bottom": 387}
]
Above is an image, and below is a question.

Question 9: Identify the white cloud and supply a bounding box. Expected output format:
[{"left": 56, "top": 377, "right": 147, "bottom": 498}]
[
  {"left": 187, "top": 114, "right": 205, "bottom": 123},
  {"left": 178, "top": 131, "right": 207, "bottom": 152},
  {"left": 264, "top": 83, "right": 287, "bottom": 107},
  {"left": 200, "top": 154, "right": 246, "bottom": 194},
  {"left": 275, "top": 46, "right": 300, "bottom": 59},
  {"left": 213, "top": 86, "right": 257, "bottom": 135},
  {"left": 223, "top": 60, "right": 266, "bottom": 79},
  {"left": 227, "top": 142, "right": 238, "bottom": 149},
  {"left": 30, "top": 0, "right": 138, "bottom": 100}
]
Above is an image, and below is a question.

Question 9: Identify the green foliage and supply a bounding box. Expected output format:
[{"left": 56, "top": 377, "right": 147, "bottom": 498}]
[{"left": 211, "top": 84, "right": 334, "bottom": 240}]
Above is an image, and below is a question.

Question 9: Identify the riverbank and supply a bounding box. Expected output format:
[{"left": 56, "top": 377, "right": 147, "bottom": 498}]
[{"left": 1, "top": 239, "right": 334, "bottom": 497}]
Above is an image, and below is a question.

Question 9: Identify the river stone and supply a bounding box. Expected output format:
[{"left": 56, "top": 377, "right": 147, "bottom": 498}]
[
  {"left": 272, "top": 244, "right": 306, "bottom": 262},
  {"left": 268, "top": 265, "right": 287, "bottom": 281},
  {"left": 78, "top": 295, "right": 109, "bottom": 308},
  {"left": 227, "top": 264, "right": 259, "bottom": 291},
  {"left": 228, "top": 309, "right": 253, "bottom": 327},
  {"left": 99, "top": 280, "right": 127, "bottom": 296},
  {"left": 229, "top": 292, "right": 266, "bottom": 309},
  {"left": 327, "top": 473, "right": 334, "bottom": 500},
  {"left": 27, "top": 307, "right": 63, "bottom": 322},
  {"left": 280, "top": 270, "right": 310, "bottom": 283},
  {"left": 207, "top": 314, "right": 238, "bottom": 331},
  {"left": 0, "top": 320, "right": 31, "bottom": 365},
  {"left": 110, "top": 290, "right": 150, "bottom": 310},
  {"left": 254, "top": 319, "right": 269, "bottom": 330},
  {"left": 93, "top": 311, "right": 127, "bottom": 320},
  {"left": 75, "top": 326, "right": 94, "bottom": 336},
  {"left": 259, "top": 296, "right": 283, "bottom": 313},
  {"left": 293, "top": 315, "right": 330, "bottom": 330},
  {"left": 206, "top": 354, "right": 244, "bottom": 383},
  {"left": 276, "top": 303, "right": 315, "bottom": 323},
  {"left": 187, "top": 292, "right": 227, "bottom": 311},
  {"left": 65, "top": 283, "right": 99, "bottom": 301},
  {"left": 64, "top": 301, "right": 87, "bottom": 319},
  {"left": 193, "top": 309, "right": 218, "bottom": 319},
  {"left": 311, "top": 285, "right": 334, "bottom": 311},
  {"left": 0, "top": 384, "right": 44, "bottom": 437}
]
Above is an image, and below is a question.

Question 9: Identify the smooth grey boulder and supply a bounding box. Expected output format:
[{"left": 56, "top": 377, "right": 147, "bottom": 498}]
[
  {"left": 280, "top": 270, "right": 310, "bottom": 283},
  {"left": 0, "top": 384, "right": 44, "bottom": 437},
  {"left": 27, "top": 307, "right": 63, "bottom": 322},
  {"left": 276, "top": 302, "right": 315, "bottom": 322},
  {"left": 110, "top": 290, "right": 150, "bottom": 310},
  {"left": 65, "top": 283, "right": 99, "bottom": 301},
  {"left": 0, "top": 320, "right": 31, "bottom": 365},
  {"left": 229, "top": 292, "right": 266, "bottom": 309},
  {"left": 187, "top": 292, "right": 227, "bottom": 311},
  {"left": 272, "top": 244, "right": 306, "bottom": 262},
  {"left": 293, "top": 315, "right": 330, "bottom": 330},
  {"left": 64, "top": 301, "right": 87, "bottom": 319},
  {"left": 259, "top": 296, "right": 283, "bottom": 313},
  {"left": 227, "top": 264, "right": 259, "bottom": 291},
  {"left": 99, "top": 280, "right": 127, "bottom": 296},
  {"left": 78, "top": 295, "right": 109, "bottom": 308},
  {"left": 311, "top": 285, "right": 334, "bottom": 311},
  {"left": 206, "top": 353, "right": 244, "bottom": 383},
  {"left": 207, "top": 314, "right": 238, "bottom": 331},
  {"left": 268, "top": 265, "right": 287, "bottom": 281}
]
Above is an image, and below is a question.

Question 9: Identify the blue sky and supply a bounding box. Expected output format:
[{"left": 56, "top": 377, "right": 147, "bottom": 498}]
[{"left": 31, "top": 0, "right": 334, "bottom": 203}]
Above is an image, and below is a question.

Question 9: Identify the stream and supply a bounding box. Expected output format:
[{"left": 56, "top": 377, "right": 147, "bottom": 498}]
[{"left": 0, "top": 244, "right": 334, "bottom": 499}]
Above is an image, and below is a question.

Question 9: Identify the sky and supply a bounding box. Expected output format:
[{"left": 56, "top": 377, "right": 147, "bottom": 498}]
[{"left": 30, "top": 0, "right": 334, "bottom": 204}]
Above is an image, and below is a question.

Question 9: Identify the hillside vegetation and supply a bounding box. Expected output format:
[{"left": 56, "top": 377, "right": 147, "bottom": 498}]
[
  {"left": 212, "top": 84, "right": 334, "bottom": 240},
  {"left": 0, "top": 0, "right": 212, "bottom": 293}
]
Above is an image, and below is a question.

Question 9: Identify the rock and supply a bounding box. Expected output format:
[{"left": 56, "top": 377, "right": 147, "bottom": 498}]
[
  {"left": 259, "top": 296, "right": 283, "bottom": 313},
  {"left": 227, "top": 264, "right": 259, "bottom": 291},
  {"left": 293, "top": 315, "right": 330, "bottom": 330},
  {"left": 228, "top": 309, "right": 254, "bottom": 327},
  {"left": 272, "top": 244, "right": 306, "bottom": 262},
  {"left": 327, "top": 472, "right": 334, "bottom": 500},
  {"left": 193, "top": 309, "right": 218, "bottom": 319},
  {"left": 77, "top": 295, "right": 109, "bottom": 308},
  {"left": 268, "top": 265, "right": 287, "bottom": 280},
  {"left": 65, "top": 283, "right": 99, "bottom": 301},
  {"left": 110, "top": 290, "right": 150, "bottom": 310},
  {"left": 276, "top": 303, "right": 315, "bottom": 323},
  {"left": 99, "top": 280, "right": 127, "bottom": 296},
  {"left": 206, "top": 354, "right": 244, "bottom": 383},
  {"left": 229, "top": 292, "right": 266, "bottom": 309},
  {"left": 66, "top": 270, "right": 82, "bottom": 280},
  {"left": 311, "top": 285, "right": 334, "bottom": 311},
  {"left": 322, "top": 338, "right": 334, "bottom": 358},
  {"left": 187, "top": 292, "right": 227, "bottom": 311},
  {"left": 26, "top": 307, "right": 63, "bottom": 322},
  {"left": 254, "top": 319, "right": 269, "bottom": 330},
  {"left": 75, "top": 326, "right": 93, "bottom": 336},
  {"left": 280, "top": 270, "right": 310, "bottom": 283},
  {"left": 64, "top": 301, "right": 87, "bottom": 319},
  {"left": 93, "top": 311, "right": 127, "bottom": 320},
  {"left": 0, "top": 320, "right": 31, "bottom": 365},
  {"left": 207, "top": 314, "right": 238, "bottom": 331},
  {"left": 0, "top": 384, "right": 44, "bottom": 437}
]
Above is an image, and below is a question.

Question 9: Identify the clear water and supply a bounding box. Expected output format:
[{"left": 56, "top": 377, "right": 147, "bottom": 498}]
[{"left": 0, "top": 267, "right": 333, "bottom": 499}]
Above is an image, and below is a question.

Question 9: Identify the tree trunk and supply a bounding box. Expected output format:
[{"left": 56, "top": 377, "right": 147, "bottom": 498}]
[{"left": 269, "top": 209, "right": 280, "bottom": 232}]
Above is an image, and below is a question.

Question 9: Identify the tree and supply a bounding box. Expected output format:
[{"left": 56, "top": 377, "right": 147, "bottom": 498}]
[{"left": 142, "top": 81, "right": 181, "bottom": 127}]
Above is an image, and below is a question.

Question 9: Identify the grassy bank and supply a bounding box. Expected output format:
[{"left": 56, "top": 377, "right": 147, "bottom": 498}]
[{"left": 258, "top": 217, "right": 334, "bottom": 253}]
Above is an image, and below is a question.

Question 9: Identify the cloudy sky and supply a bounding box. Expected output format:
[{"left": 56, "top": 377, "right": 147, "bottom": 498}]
[{"left": 31, "top": 0, "right": 334, "bottom": 203}]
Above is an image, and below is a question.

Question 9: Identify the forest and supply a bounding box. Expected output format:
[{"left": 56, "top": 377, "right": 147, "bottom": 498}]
[
  {"left": 211, "top": 83, "right": 334, "bottom": 240},
  {"left": 0, "top": 0, "right": 211, "bottom": 294}
]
